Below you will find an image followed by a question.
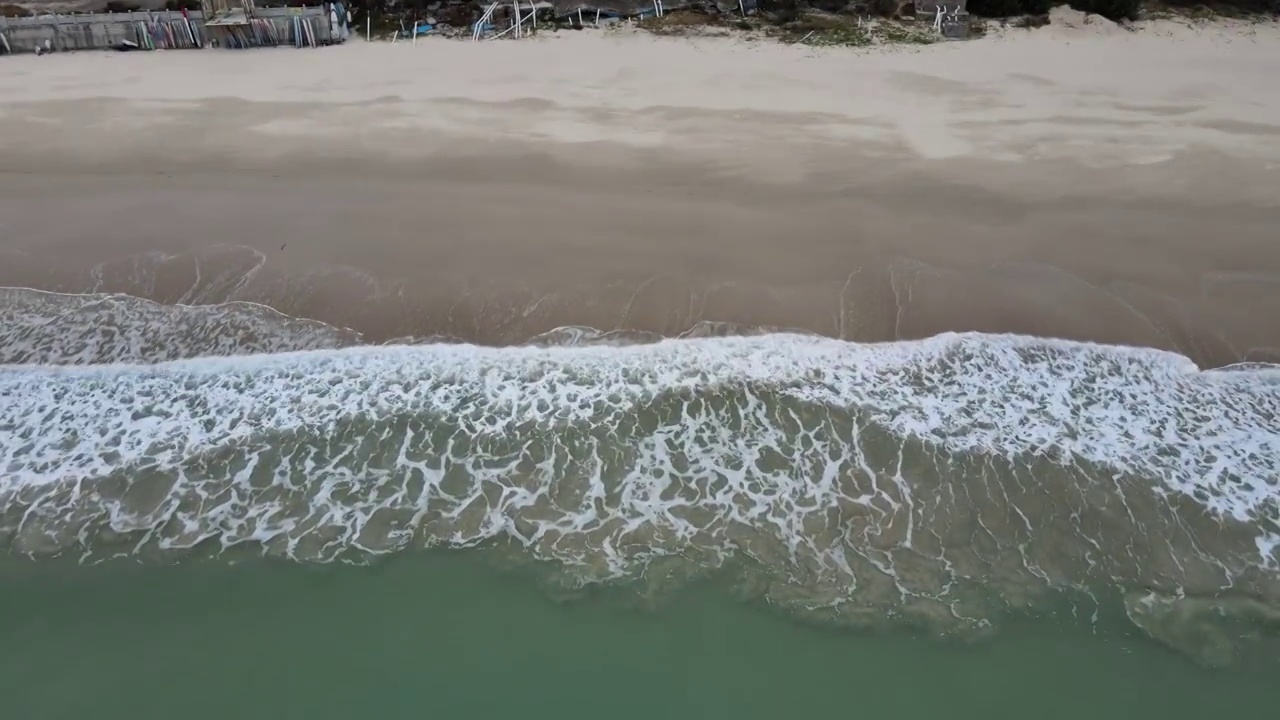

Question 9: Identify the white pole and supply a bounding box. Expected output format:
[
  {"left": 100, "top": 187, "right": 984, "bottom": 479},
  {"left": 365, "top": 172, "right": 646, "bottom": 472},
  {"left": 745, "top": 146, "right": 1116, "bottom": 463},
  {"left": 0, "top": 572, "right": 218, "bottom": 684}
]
[
  {"left": 366, "top": 14, "right": 370, "bottom": 42},
  {"left": 577, "top": 8, "right": 582, "bottom": 27},
  {"left": 514, "top": 1, "right": 520, "bottom": 39},
  {"left": 494, "top": 7, "right": 534, "bottom": 42},
  {"left": 474, "top": 2, "right": 498, "bottom": 41},
  {"left": 738, "top": 0, "right": 745, "bottom": 16}
]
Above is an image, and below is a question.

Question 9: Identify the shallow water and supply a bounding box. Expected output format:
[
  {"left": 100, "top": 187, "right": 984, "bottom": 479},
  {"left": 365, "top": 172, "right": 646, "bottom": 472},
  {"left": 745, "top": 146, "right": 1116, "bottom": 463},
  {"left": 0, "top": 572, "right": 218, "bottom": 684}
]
[
  {"left": 1, "top": 285, "right": 1278, "bottom": 689},
  {"left": 2, "top": 551, "right": 1278, "bottom": 720}
]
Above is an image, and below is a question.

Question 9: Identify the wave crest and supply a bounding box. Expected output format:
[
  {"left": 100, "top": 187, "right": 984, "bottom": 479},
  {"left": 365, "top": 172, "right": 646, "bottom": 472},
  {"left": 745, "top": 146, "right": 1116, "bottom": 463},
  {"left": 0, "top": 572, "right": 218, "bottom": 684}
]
[{"left": 3, "top": 287, "right": 1280, "bottom": 663}]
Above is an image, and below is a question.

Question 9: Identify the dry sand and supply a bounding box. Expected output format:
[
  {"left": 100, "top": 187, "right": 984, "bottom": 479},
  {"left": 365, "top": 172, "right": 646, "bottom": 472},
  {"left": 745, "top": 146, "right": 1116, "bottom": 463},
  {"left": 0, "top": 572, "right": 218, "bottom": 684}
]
[{"left": 1, "top": 10, "right": 1278, "bottom": 363}]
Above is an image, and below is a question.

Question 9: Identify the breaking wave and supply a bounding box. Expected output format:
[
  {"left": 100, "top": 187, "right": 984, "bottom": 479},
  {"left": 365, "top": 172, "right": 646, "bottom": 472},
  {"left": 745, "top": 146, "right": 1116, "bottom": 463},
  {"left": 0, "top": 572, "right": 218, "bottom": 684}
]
[{"left": 2, "top": 287, "right": 1279, "bottom": 665}]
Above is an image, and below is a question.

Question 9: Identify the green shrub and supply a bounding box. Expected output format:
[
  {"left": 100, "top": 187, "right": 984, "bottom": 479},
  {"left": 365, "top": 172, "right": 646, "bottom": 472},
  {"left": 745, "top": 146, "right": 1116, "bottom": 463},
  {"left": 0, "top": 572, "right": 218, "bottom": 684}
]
[
  {"left": 1072, "top": 0, "right": 1144, "bottom": 19},
  {"left": 1158, "top": 0, "right": 1279, "bottom": 13},
  {"left": 967, "top": 0, "right": 1053, "bottom": 16},
  {"left": 968, "top": 0, "right": 1142, "bottom": 20}
]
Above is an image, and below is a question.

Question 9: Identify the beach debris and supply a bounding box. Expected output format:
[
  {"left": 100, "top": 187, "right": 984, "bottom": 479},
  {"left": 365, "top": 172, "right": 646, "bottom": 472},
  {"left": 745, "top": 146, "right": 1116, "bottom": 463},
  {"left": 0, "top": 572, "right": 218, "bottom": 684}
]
[
  {"left": 914, "top": 0, "right": 969, "bottom": 37},
  {"left": 472, "top": 0, "right": 499, "bottom": 38}
]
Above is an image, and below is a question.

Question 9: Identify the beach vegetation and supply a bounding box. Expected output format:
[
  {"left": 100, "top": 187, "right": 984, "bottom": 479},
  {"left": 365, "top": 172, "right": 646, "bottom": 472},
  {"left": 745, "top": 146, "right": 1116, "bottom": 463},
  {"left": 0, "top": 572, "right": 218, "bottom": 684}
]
[
  {"left": 634, "top": 7, "right": 943, "bottom": 46},
  {"left": 796, "top": 24, "right": 875, "bottom": 44},
  {"left": 968, "top": 0, "right": 1278, "bottom": 20},
  {"left": 966, "top": 0, "right": 1054, "bottom": 16},
  {"left": 878, "top": 20, "right": 942, "bottom": 42},
  {"left": 967, "top": 0, "right": 1140, "bottom": 20},
  {"left": 635, "top": 9, "right": 728, "bottom": 34},
  {"left": 1156, "top": 0, "right": 1280, "bottom": 14},
  {"left": 336, "top": 0, "right": 1279, "bottom": 41}
]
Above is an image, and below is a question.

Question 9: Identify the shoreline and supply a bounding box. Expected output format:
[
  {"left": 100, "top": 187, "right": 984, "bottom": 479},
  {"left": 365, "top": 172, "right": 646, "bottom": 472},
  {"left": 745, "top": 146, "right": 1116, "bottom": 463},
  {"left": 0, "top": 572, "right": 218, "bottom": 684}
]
[{"left": 2, "top": 6, "right": 1280, "bottom": 676}]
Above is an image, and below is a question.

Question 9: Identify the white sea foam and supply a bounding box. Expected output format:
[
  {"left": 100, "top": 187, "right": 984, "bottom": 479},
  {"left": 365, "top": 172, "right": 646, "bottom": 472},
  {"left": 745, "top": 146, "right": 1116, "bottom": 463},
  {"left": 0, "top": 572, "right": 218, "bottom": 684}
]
[
  {"left": 0, "top": 287, "right": 360, "bottom": 364},
  {"left": 2, "top": 331, "right": 1277, "bottom": 549}
]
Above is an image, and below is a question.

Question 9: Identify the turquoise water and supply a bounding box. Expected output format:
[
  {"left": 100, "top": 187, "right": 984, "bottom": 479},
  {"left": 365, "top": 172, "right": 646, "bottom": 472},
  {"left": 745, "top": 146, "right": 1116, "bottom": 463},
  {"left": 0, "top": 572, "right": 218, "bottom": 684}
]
[
  {"left": 2, "top": 551, "right": 1276, "bottom": 720},
  {"left": 3, "top": 289, "right": 1279, "bottom": 718}
]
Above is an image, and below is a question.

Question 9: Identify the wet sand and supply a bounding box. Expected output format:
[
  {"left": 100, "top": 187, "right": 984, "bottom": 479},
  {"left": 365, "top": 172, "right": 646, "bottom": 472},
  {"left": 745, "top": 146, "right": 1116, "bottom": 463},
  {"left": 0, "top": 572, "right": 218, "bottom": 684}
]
[{"left": 2, "top": 19, "right": 1279, "bottom": 365}]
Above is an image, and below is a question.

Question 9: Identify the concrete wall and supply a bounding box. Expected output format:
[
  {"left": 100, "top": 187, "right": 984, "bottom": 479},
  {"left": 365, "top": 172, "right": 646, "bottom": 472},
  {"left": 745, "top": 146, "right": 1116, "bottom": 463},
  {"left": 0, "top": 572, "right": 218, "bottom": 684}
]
[{"left": 0, "top": 6, "right": 339, "bottom": 54}]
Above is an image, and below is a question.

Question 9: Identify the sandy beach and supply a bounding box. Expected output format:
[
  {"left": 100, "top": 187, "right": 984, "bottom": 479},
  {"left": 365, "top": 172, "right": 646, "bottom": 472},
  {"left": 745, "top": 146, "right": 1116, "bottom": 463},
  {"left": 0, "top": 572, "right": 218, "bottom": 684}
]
[{"left": 2, "top": 10, "right": 1279, "bottom": 363}]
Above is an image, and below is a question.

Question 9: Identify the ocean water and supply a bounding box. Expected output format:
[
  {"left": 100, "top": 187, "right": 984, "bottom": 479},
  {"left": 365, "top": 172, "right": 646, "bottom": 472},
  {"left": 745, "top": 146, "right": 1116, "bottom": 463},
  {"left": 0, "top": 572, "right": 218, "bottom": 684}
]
[
  {"left": 2, "top": 286, "right": 1279, "bottom": 716},
  {"left": 3, "top": 551, "right": 1279, "bottom": 720}
]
